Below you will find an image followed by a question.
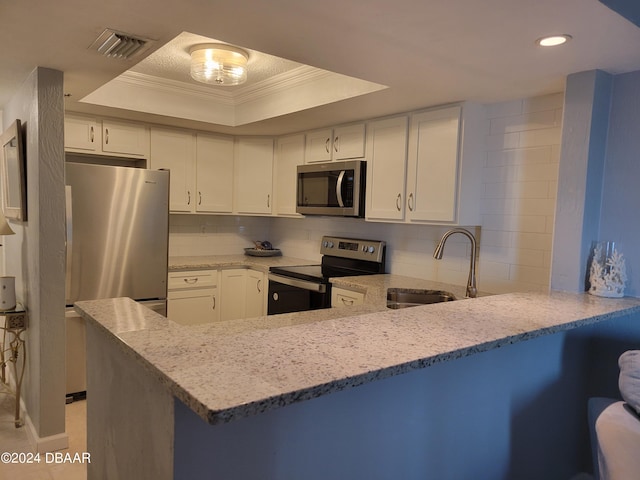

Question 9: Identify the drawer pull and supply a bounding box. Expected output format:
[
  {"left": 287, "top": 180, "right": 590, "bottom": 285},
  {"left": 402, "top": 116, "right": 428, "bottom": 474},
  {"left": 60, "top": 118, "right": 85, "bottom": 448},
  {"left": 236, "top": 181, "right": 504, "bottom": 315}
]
[
  {"left": 341, "top": 297, "right": 354, "bottom": 306},
  {"left": 183, "top": 277, "right": 199, "bottom": 284}
]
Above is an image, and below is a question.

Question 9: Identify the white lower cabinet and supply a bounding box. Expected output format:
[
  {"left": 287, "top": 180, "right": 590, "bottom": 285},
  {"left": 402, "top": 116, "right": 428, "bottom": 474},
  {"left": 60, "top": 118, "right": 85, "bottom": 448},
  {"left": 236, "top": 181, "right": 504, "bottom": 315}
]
[
  {"left": 331, "top": 287, "right": 365, "bottom": 307},
  {"left": 167, "top": 270, "right": 219, "bottom": 325},
  {"left": 220, "top": 268, "right": 267, "bottom": 321}
]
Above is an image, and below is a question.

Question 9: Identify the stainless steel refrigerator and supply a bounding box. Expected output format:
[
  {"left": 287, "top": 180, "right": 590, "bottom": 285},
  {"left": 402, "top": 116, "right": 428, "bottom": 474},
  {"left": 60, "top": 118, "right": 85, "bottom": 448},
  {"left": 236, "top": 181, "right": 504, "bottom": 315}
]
[{"left": 65, "top": 162, "right": 169, "bottom": 397}]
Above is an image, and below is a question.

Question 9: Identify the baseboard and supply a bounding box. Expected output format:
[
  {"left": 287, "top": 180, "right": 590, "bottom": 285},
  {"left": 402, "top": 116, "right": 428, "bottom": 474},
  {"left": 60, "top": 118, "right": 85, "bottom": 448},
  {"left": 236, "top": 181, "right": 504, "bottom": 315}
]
[{"left": 23, "top": 405, "right": 69, "bottom": 454}]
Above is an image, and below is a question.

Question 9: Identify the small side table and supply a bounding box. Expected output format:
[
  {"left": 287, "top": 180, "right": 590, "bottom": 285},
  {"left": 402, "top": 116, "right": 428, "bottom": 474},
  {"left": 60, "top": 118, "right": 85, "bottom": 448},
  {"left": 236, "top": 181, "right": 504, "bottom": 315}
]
[{"left": 0, "top": 305, "right": 27, "bottom": 427}]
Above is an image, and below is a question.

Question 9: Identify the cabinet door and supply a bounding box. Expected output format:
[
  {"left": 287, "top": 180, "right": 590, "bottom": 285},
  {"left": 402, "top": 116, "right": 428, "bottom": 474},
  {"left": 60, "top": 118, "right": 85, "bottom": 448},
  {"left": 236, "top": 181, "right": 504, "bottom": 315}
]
[
  {"left": 234, "top": 138, "right": 274, "bottom": 214},
  {"left": 149, "top": 128, "right": 195, "bottom": 212},
  {"left": 102, "top": 119, "right": 149, "bottom": 157},
  {"left": 196, "top": 134, "right": 234, "bottom": 213},
  {"left": 220, "top": 269, "right": 247, "bottom": 321},
  {"left": 167, "top": 288, "right": 218, "bottom": 325},
  {"left": 333, "top": 124, "right": 365, "bottom": 160},
  {"left": 274, "top": 134, "right": 304, "bottom": 216},
  {"left": 406, "top": 106, "right": 461, "bottom": 223},
  {"left": 65, "top": 115, "right": 99, "bottom": 152},
  {"left": 304, "top": 129, "right": 332, "bottom": 163},
  {"left": 365, "top": 116, "right": 409, "bottom": 221},
  {"left": 245, "top": 270, "right": 265, "bottom": 318}
]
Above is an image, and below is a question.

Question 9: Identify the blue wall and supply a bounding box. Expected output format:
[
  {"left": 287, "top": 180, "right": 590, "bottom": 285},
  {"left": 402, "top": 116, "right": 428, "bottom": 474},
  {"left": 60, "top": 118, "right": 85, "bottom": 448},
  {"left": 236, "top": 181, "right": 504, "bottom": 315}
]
[
  {"left": 599, "top": 70, "right": 640, "bottom": 297},
  {"left": 173, "top": 313, "right": 640, "bottom": 480}
]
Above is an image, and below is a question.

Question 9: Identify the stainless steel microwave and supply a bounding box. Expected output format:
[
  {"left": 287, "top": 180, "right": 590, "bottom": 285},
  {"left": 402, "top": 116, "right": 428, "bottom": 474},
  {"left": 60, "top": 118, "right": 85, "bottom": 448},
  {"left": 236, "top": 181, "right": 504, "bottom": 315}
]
[{"left": 296, "top": 160, "right": 366, "bottom": 217}]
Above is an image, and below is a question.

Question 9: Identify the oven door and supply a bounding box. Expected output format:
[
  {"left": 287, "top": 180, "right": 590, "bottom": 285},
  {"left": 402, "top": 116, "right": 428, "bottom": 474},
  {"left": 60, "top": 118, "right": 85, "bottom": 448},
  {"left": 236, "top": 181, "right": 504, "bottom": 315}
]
[{"left": 267, "top": 273, "right": 331, "bottom": 315}]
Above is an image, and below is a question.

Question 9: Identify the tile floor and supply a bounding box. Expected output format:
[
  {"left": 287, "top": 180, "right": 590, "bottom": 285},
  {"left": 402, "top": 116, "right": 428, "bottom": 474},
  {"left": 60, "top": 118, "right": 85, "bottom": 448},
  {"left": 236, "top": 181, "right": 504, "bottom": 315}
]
[{"left": 0, "top": 394, "right": 87, "bottom": 479}]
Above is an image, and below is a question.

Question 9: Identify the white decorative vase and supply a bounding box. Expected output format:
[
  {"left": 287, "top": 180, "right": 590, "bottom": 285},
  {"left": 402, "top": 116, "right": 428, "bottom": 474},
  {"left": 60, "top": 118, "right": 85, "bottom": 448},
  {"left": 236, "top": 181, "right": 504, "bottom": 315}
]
[
  {"left": 0, "top": 276, "right": 16, "bottom": 311},
  {"left": 588, "top": 241, "right": 626, "bottom": 298}
]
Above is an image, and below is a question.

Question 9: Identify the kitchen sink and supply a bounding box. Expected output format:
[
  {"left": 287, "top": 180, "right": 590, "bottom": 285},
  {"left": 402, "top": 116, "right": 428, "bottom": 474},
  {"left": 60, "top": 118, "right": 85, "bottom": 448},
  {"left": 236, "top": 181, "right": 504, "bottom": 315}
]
[{"left": 386, "top": 288, "right": 457, "bottom": 309}]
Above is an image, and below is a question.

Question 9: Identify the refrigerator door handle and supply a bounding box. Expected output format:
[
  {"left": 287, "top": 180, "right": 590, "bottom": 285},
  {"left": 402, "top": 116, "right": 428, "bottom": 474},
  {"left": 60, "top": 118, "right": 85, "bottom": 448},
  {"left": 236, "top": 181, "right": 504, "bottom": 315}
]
[{"left": 65, "top": 185, "right": 73, "bottom": 304}]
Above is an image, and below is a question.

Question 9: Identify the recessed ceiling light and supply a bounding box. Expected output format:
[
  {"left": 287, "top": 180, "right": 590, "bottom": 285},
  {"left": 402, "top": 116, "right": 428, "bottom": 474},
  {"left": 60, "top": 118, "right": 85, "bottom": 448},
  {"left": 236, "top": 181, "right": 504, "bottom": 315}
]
[{"left": 536, "top": 34, "right": 572, "bottom": 47}]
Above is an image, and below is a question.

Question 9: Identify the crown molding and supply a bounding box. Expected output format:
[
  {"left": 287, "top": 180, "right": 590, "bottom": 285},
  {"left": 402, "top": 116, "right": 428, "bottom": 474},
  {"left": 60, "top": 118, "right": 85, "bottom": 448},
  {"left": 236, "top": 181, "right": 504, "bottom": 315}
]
[{"left": 118, "top": 66, "right": 335, "bottom": 107}]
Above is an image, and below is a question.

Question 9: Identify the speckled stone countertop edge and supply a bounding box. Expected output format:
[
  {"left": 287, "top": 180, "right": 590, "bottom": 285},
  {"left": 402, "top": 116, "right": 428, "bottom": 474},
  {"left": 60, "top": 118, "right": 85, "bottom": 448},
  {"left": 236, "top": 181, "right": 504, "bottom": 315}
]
[
  {"left": 168, "top": 254, "right": 317, "bottom": 273},
  {"left": 75, "top": 291, "right": 640, "bottom": 426}
]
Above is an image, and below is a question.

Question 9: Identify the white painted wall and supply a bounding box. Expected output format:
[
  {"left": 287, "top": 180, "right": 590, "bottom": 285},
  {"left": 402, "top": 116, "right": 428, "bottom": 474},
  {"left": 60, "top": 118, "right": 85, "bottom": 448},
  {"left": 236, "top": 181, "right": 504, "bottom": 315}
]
[
  {"left": 168, "top": 93, "right": 563, "bottom": 295},
  {"left": 2, "top": 68, "right": 67, "bottom": 448}
]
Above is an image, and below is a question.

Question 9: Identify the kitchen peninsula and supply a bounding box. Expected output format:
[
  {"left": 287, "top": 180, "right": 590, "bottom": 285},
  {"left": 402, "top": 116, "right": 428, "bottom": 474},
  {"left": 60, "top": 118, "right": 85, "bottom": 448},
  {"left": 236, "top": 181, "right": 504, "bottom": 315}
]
[{"left": 76, "top": 281, "right": 640, "bottom": 480}]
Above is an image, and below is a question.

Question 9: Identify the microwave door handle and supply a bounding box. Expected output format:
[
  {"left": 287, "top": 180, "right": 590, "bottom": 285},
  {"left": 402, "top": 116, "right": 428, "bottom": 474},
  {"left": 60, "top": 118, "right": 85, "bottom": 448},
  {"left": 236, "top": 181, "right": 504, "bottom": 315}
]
[{"left": 336, "top": 170, "right": 345, "bottom": 207}]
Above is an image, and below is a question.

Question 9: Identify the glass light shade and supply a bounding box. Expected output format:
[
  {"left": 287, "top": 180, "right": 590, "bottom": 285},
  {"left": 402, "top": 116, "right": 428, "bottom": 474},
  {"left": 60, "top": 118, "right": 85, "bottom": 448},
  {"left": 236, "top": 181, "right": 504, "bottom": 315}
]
[{"left": 190, "top": 44, "right": 248, "bottom": 86}]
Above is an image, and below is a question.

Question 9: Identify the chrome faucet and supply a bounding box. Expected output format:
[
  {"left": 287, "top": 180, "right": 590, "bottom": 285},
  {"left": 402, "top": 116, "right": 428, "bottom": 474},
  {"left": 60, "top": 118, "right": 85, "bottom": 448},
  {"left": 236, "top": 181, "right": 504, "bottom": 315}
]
[{"left": 433, "top": 228, "right": 478, "bottom": 298}]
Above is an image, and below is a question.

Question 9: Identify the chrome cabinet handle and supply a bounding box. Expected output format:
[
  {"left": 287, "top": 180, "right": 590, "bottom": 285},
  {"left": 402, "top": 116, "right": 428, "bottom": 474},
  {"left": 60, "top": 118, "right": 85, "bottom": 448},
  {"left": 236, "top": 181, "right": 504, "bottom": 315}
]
[
  {"left": 408, "top": 193, "right": 414, "bottom": 211},
  {"left": 90, "top": 126, "right": 94, "bottom": 143},
  {"left": 105, "top": 128, "right": 109, "bottom": 144},
  {"left": 396, "top": 193, "right": 402, "bottom": 211},
  {"left": 325, "top": 138, "right": 330, "bottom": 154}
]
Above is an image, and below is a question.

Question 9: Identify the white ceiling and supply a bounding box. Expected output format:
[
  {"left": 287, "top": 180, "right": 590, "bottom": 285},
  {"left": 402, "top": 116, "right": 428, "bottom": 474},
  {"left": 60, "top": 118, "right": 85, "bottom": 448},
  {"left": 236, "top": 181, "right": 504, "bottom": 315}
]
[{"left": 1, "top": 0, "right": 640, "bottom": 136}]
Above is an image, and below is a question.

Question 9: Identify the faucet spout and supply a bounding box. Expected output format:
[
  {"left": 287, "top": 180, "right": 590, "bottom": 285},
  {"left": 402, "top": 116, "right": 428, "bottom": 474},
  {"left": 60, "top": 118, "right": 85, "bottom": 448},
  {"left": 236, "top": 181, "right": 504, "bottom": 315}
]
[{"left": 433, "top": 228, "right": 478, "bottom": 298}]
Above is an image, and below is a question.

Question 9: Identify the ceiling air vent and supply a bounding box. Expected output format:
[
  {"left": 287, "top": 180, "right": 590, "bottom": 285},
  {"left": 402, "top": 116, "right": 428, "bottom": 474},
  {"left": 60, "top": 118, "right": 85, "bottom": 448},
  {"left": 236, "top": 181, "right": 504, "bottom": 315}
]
[{"left": 89, "top": 29, "right": 152, "bottom": 60}]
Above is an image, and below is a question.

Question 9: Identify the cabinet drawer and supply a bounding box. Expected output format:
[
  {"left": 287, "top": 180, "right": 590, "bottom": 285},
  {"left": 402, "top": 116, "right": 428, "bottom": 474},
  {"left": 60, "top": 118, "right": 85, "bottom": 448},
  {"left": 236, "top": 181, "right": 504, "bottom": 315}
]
[
  {"left": 168, "top": 270, "right": 217, "bottom": 290},
  {"left": 331, "top": 287, "right": 365, "bottom": 307}
]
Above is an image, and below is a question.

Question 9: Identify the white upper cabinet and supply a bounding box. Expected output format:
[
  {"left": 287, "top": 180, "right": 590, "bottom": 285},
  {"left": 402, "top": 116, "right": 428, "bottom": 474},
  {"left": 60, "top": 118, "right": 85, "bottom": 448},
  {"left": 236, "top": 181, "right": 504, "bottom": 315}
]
[
  {"left": 65, "top": 114, "right": 98, "bottom": 152},
  {"left": 405, "top": 106, "right": 461, "bottom": 223},
  {"left": 65, "top": 114, "right": 149, "bottom": 158},
  {"left": 234, "top": 138, "right": 274, "bottom": 214},
  {"left": 366, "top": 103, "right": 483, "bottom": 225},
  {"left": 304, "top": 123, "right": 365, "bottom": 163},
  {"left": 196, "top": 134, "right": 234, "bottom": 213},
  {"left": 149, "top": 128, "right": 235, "bottom": 214},
  {"left": 274, "top": 134, "right": 305, "bottom": 216},
  {"left": 101, "top": 119, "right": 149, "bottom": 157},
  {"left": 149, "top": 128, "right": 196, "bottom": 212},
  {"left": 365, "top": 116, "right": 409, "bottom": 221}
]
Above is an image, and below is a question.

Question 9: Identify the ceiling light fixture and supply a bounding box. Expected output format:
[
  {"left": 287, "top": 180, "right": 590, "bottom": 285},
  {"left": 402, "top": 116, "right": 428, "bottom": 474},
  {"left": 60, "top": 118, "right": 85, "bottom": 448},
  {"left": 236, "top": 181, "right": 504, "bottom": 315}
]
[
  {"left": 535, "top": 34, "right": 572, "bottom": 47},
  {"left": 189, "top": 44, "right": 249, "bottom": 86}
]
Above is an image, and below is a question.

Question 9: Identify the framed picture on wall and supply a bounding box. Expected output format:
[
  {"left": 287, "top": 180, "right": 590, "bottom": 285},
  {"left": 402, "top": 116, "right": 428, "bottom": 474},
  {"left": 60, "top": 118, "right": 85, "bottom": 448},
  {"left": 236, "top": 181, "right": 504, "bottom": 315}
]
[{"left": 0, "top": 119, "right": 27, "bottom": 221}]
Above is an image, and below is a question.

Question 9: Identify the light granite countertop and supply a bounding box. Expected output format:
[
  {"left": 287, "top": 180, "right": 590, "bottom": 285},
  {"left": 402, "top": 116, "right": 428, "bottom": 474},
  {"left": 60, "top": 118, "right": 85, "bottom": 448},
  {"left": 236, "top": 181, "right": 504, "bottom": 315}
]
[
  {"left": 75, "top": 273, "right": 640, "bottom": 425},
  {"left": 168, "top": 254, "right": 317, "bottom": 272}
]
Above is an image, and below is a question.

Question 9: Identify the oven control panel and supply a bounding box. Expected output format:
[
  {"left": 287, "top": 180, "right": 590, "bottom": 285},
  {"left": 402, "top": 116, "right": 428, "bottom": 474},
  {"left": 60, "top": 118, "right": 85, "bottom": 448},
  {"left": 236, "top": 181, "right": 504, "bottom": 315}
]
[{"left": 320, "top": 236, "right": 386, "bottom": 263}]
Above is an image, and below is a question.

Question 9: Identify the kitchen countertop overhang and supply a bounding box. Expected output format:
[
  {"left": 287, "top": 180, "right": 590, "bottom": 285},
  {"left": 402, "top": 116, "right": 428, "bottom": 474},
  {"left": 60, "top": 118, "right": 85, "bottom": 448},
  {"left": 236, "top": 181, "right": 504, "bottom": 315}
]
[{"left": 74, "top": 268, "right": 640, "bottom": 425}]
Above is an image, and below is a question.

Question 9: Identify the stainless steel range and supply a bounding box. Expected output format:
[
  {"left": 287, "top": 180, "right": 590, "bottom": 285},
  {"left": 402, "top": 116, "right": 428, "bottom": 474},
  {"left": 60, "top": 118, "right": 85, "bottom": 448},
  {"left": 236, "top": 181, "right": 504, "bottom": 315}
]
[{"left": 267, "top": 236, "right": 386, "bottom": 315}]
